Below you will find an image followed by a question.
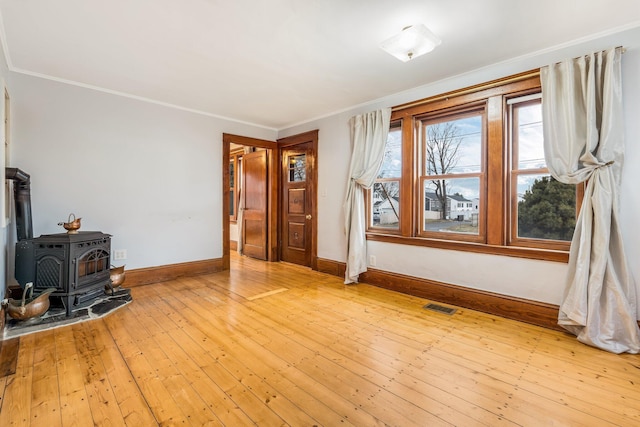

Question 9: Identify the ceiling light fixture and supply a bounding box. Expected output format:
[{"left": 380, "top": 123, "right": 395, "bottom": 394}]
[{"left": 380, "top": 24, "right": 441, "bottom": 62}]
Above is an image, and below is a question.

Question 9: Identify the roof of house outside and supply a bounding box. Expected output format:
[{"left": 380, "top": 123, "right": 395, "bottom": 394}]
[{"left": 425, "top": 192, "right": 471, "bottom": 202}]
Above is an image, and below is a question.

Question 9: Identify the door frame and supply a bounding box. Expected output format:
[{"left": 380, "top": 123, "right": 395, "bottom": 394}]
[
  {"left": 277, "top": 130, "right": 318, "bottom": 270},
  {"left": 222, "top": 130, "right": 318, "bottom": 270},
  {"left": 222, "top": 133, "right": 278, "bottom": 269}
]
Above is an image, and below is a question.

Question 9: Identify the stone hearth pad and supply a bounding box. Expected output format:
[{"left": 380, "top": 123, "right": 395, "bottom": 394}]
[{"left": 3, "top": 288, "right": 132, "bottom": 339}]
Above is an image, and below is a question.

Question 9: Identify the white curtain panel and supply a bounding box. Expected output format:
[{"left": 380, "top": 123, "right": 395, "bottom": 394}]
[
  {"left": 541, "top": 47, "right": 640, "bottom": 353},
  {"left": 343, "top": 108, "right": 391, "bottom": 284}
]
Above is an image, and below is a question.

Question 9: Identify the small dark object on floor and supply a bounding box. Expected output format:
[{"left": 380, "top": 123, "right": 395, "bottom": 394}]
[
  {"left": 0, "top": 338, "right": 19, "bottom": 378},
  {"left": 424, "top": 302, "right": 457, "bottom": 315}
]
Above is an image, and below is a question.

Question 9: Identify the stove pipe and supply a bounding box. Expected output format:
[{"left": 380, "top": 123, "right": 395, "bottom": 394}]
[{"left": 5, "top": 167, "right": 34, "bottom": 241}]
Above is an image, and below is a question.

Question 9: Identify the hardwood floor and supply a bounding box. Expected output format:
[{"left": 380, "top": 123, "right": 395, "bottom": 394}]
[{"left": 1, "top": 253, "right": 640, "bottom": 426}]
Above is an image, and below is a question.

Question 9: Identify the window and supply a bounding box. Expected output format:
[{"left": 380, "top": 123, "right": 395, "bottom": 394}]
[
  {"left": 508, "top": 95, "right": 578, "bottom": 250},
  {"left": 288, "top": 153, "right": 306, "bottom": 182},
  {"left": 418, "top": 107, "right": 484, "bottom": 241},
  {"left": 370, "top": 123, "right": 402, "bottom": 230},
  {"left": 367, "top": 72, "right": 580, "bottom": 261}
]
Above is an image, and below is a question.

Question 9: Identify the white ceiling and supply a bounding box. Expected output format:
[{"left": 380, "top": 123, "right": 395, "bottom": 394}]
[{"left": 1, "top": 1, "right": 639, "bottom": 130}]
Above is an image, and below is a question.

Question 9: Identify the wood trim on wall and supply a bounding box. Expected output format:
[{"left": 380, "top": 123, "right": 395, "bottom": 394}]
[
  {"left": 223, "top": 133, "right": 278, "bottom": 149},
  {"left": 317, "top": 257, "right": 346, "bottom": 278},
  {"left": 125, "top": 258, "right": 225, "bottom": 287},
  {"left": 316, "top": 257, "right": 563, "bottom": 332},
  {"left": 366, "top": 233, "right": 569, "bottom": 263},
  {"left": 277, "top": 129, "right": 319, "bottom": 148},
  {"left": 392, "top": 69, "right": 540, "bottom": 113},
  {"left": 222, "top": 138, "right": 231, "bottom": 269}
]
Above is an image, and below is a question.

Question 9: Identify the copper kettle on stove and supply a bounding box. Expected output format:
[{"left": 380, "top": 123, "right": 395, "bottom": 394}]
[{"left": 58, "top": 213, "right": 82, "bottom": 234}]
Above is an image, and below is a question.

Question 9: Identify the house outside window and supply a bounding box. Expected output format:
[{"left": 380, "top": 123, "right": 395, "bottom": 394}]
[
  {"left": 370, "top": 123, "right": 402, "bottom": 230},
  {"left": 418, "top": 110, "right": 484, "bottom": 241}
]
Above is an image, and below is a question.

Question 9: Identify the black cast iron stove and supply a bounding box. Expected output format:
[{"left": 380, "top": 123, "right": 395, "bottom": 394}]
[{"left": 15, "top": 231, "right": 111, "bottom": 316}]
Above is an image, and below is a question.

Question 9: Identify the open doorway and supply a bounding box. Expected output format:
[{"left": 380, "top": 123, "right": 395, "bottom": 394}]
[
  {"left": 222, "top": 130, "right": 318, "bottom": 270},
  {"left": 222, "top": 134, "right": 278, "bottom": 269}
]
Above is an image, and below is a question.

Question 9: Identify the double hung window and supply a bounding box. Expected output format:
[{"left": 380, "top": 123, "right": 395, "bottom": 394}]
[{"left": 367, "top": 72, "right": 580, "bottom": 261}]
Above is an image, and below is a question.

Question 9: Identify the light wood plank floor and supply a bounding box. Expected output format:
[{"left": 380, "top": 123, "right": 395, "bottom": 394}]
[{"left": 1, "top": 253, "right": 640, "bottom": 426}]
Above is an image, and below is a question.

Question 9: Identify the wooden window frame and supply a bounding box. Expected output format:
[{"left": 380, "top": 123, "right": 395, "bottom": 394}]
[
  {"left": 415, "top": 105, "right": 487, "bottom": 243},
  {"left": 366, "top": 71, "right": 575, "bottom": 263},
  {"left": 506, "top": 95, "right": 584, "bottom": 251},
  {"left": 367, "top": 122, "right": 403, "bottom": 234}
]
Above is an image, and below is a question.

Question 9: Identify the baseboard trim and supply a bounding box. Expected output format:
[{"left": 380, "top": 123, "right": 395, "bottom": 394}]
[
  {"left": 317, "top": 257, "right": 562, "bottom": 331},
  {"left": 317, "top": 258, "right": 346, "bottom": 278},
  {"left": 125, "top": 258, "right": 225, "bottom": 287}
]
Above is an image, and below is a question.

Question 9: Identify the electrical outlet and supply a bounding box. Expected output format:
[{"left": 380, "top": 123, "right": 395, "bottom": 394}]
[
  {"left": 113, "top": 249, "right": 127, "bottom": 260},
  {"left": 369, "top": 255, "right": 376, "bottom": 267}
]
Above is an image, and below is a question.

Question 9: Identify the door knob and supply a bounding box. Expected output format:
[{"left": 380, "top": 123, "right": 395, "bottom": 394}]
[{"left": 306, "top": 214, "right": 312, "bottom": 220}]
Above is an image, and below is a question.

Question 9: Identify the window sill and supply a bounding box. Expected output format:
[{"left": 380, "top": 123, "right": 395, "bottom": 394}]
[{"left": 366, "top": 232, "right": 569, "bottom": 263}]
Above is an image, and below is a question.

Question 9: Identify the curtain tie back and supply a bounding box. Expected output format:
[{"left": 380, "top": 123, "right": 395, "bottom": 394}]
[{"left": 597, "top": 160, "right": 615, "bottom": 169}]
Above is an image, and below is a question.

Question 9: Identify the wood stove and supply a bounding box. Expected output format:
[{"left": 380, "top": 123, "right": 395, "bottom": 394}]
[
  {"left": 6, "top": 168, "right": 115, "bottom": 318},
  {"left": 15, "top": 231, "right": 112, "bottom": 316}
]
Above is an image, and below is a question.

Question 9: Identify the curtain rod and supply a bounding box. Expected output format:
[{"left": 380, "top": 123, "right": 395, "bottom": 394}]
[
  {"left": 391, "top": 47, "right": 625, "bottom": 113},
  {"left": 546, "top": 45, "right": 626, "bottom": 66},
  {"left": 391, "top": 69, "right": 539, "bottom": 112}
]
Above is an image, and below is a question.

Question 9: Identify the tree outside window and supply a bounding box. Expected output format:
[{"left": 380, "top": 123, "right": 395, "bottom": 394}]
[
  {"left": 420, "top": 112, "right": 483, "bottom": 239},
  {"left": 509, "top": 97, "right": 578, "bottom": 248}
]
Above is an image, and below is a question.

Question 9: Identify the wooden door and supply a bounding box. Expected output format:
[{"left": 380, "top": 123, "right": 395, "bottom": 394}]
[
  {"left": 281, "top": 143, "right": 313, "bottom": 266},
  {"left": 241, "top": 150, "right": 268, "bottom": 260}
]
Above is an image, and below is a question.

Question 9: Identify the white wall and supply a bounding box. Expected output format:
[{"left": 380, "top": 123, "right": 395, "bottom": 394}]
[
  {"left": 279, "top": 25, "right": 640, "bottom": 308},
  {"left": 10, "top": 73, "right": 276, "bottom": 270}
]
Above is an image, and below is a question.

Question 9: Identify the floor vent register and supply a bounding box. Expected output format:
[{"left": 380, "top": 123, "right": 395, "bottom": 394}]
[{"left": 423, "top": 303, "right": 457, "bottom": 315}]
